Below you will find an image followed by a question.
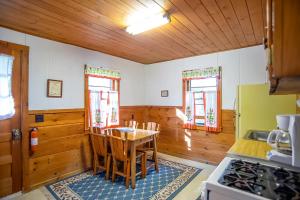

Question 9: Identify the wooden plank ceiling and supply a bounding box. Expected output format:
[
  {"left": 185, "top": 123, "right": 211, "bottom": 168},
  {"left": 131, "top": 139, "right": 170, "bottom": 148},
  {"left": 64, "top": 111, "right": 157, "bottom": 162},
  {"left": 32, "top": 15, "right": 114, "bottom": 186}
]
[{"left": 0, "top": 0, "right": 266, "bottom": 64}]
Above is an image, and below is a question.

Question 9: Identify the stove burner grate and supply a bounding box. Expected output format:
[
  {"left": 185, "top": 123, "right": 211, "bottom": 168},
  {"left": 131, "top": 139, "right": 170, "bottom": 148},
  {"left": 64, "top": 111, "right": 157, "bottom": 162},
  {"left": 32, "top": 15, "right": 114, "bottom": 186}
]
[
  {"left": 274, "top": 184, "right": 297, "bottom": 200},
  {"left": 218, "top": 159, "right": 300, "bottom": 200},
  {"left": 221, "top": 172, "right": 265, "bottom": 196},
  {"left": 274, "top": 168, "right": 292, "bottom": 181}
]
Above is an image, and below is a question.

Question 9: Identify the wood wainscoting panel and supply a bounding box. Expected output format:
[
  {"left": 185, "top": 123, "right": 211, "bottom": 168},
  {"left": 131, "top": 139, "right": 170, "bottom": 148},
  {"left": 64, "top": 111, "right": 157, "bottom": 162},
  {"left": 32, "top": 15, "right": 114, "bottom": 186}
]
[
  {"left": 37, "top": 123, "right": 85, "bottom": 142},
  {"left": 29, "top": 149, "right": 90, "bottom": 188},
  {"left": 0, "top": 164, "right": 12, "bottom": 195},
  {"left": 26, "top": 109, "right": 91, "bottom": 189},
  {"left": 145, "top": 106, "right": 235, "bottom": 165},
  {"left": 28, "top": 109, "right": 84, "bottom": 127},
  {"left": 0, "top": 177, "right": 12, "bottom": 196},
  {"left": 119, "top": 106, "right": 147, "bottom": 127},
  {"left": 30, "top": 134, "right": 90, "bottom": 158}
]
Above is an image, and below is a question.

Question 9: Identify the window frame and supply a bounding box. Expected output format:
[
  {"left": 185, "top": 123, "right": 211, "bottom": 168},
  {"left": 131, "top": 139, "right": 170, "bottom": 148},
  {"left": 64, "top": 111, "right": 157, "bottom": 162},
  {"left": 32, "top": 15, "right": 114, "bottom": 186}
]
[
  {"left": 182, "top": 76, "right": 222, "bottom": 131},
  {"left": 84, "top": 73, "right": 120, "bottom": 131}
]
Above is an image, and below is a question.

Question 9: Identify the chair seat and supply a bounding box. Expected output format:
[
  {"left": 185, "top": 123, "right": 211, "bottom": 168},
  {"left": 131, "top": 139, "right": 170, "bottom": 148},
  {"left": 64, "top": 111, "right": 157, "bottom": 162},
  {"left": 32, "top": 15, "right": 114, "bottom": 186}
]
[
  {"left": 136, "top": 147, "right": 154, "bottom": 152},
  {"left": 129, "top": 150, "right": 145, "bottom": 158}
]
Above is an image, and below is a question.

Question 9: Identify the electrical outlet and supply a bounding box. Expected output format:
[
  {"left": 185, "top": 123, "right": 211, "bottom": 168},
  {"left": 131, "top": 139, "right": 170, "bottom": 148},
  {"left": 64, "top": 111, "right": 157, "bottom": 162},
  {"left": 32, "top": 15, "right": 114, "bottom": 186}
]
[{"left": 35, "top": 114, "right": 44, "bottom": 122}]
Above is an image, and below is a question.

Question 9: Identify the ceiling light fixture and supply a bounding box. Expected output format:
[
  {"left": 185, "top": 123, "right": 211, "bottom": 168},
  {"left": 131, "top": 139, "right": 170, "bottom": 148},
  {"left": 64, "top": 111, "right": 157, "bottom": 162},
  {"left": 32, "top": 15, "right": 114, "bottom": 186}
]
[{"left": 126, "top": 13, "right": 170, "bottom": 35}]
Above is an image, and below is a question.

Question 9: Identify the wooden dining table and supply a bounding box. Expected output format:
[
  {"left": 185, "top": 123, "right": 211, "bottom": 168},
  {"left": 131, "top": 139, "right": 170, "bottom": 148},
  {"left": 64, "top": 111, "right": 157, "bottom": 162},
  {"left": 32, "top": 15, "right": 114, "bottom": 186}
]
[{"left": 113, "top": 127, "right": 159, "bottom": 189}]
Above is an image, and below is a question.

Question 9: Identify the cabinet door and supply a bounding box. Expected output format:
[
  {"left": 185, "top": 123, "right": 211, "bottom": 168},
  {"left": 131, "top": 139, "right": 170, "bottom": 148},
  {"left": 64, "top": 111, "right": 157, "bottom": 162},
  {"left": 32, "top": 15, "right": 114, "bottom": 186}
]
[{"left": 273, "top": 0, "right": 300, "bottom": 78}]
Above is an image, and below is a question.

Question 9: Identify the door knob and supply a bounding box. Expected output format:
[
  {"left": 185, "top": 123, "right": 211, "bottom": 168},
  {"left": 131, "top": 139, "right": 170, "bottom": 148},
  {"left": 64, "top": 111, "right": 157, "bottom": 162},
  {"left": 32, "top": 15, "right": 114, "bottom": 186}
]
[{"left": 12, "top": 129, "right": 22, "bottom": 140}]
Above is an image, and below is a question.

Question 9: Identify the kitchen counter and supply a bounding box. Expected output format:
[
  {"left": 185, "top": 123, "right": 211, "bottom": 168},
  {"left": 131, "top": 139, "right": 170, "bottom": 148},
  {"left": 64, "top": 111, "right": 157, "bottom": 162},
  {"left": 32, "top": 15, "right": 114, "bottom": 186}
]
[
  {"left": 227, "top": 139, "right": 300, "bottom": 171},
  {"left": 227, "top": 139, "right": 272, "bottom": 160}
]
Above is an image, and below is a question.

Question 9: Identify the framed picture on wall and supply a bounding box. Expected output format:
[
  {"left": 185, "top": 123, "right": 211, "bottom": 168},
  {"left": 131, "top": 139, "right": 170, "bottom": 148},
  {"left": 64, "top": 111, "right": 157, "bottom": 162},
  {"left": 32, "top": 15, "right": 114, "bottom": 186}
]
[
  {"left": 47, "top": 79, "right": 63, "bottom": 98},
  {"left": 161, "top": 90, "right": 168, "bottom": 97}
]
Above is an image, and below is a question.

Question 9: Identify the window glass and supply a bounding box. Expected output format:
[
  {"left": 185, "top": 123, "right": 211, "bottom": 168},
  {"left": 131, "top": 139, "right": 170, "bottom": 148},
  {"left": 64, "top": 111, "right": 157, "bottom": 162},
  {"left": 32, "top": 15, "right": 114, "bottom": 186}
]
[
  {"left": 195, "top": 105, "right": 205, "bottom": 116},
  {"left": 191, "top": 78, "right": 216, "bottom": 87},
  {"left": 0, "top": 57, "right": 12, "bottom": 75},
  {"left": 0, "top": 77, "right": 9, "bottom": 97},
  {"left": 101, "top": 91, "right": 109, "bottom": 99},
  {"left": 191, "top": 78, "right": 217, "bottom": 92},
  {"left": 88, "top": 77, "right": 111, "bottom": 87},
  {"left": 88, "top": 76, "right": 120, "bottom": 128},
  {"left": 186, "top": 78, "right": 218, "bottom": 126},
  {"left": 191, "top": 87, "right": 216, "bottom": 92},
  {"left": 195, "top": 99, "right": 204, "bottom": 105},
  {"left": 0, "top": 54, "right": 15, "bottom": 120},
  {"left": 89, "top": 77, "right": 112, "bottom": 92},
  {"left": 194, "top": 92, "right": 203, "bottom": 99}
]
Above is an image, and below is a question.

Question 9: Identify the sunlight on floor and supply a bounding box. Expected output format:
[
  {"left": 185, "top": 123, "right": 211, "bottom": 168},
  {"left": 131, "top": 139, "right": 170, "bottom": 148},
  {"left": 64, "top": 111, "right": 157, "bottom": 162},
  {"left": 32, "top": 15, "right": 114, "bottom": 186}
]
[
  {"left": 175, "top": 108, "right": 194, "bottom": 151},
  {"left": 175, "top": 108, "right": 186, "bottom": 123},
  {"left": 184, "top": 130, "right": 192, "bottom": 151}
]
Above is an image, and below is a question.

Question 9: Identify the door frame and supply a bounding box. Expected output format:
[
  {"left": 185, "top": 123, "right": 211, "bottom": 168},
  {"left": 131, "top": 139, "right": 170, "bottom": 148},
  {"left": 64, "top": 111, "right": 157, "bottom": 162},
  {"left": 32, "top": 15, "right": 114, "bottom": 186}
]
[{"left": 0, "top": 40, "right": 29, "bottom": 192}]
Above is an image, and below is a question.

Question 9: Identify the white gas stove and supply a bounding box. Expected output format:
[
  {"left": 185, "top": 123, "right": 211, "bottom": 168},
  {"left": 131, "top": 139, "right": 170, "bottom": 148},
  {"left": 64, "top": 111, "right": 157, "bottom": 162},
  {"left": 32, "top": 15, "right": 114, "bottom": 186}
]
[{"left": 202, "top": 157, "right": 300, "bottom": 200}]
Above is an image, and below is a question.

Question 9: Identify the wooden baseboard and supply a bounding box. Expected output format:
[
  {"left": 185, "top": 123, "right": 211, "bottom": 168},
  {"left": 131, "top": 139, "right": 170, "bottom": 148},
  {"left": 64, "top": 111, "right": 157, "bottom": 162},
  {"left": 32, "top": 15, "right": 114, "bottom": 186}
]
[{"left": 27, "top": 168, "right": 90, "bottom": 191}]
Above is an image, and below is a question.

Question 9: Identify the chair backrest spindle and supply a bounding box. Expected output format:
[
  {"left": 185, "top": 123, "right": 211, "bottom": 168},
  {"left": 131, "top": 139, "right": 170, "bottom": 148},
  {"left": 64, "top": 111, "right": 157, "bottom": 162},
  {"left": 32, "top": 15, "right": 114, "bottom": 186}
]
[
  {"left": 143, "top": 122, "right": 160, "bottom": 131},
  {"left": 125, "top": 120, "right": 138, "bottom": 129}
]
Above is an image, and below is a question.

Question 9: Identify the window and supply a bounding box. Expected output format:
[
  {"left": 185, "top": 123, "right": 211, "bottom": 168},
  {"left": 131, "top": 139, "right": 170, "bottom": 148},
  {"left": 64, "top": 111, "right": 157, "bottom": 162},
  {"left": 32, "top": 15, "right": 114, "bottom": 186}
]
[
  {"left": 85, "top": 66, "right": 120, "bottom": 129},
  {"left": 182, "top": 67, "right": 221, "bottom": 132},
  {"left": 0, "top": 54, "right": 15, "bottom": 120},
  {"left": 191, "top": 78, "right": 217, "bottom": 127}
]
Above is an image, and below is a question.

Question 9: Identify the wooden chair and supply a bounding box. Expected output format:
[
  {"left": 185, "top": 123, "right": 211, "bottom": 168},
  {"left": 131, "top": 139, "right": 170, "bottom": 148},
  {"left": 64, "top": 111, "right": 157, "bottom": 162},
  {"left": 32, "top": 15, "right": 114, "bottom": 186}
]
[
  {"left": 124, "top": 120, "right": 139, "bottom": 129},
  {"left": 138, "top": 122, "right": 160, "bottom": 173},
  {"left": 90, "top": 132, "right": 111, "bottom": 180},
  {"left": 109, "top": 130, "right": 147, "bottom": 188},
  {"left": 142, "top": 122, "right": 160, "bottom": 148}
]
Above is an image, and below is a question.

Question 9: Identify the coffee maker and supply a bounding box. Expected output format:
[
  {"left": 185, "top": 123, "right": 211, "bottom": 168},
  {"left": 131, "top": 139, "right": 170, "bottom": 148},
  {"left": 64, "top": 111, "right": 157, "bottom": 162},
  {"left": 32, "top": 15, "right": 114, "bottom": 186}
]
[{"left": 267, "top": 114, "right": 300, "bottom": 167}]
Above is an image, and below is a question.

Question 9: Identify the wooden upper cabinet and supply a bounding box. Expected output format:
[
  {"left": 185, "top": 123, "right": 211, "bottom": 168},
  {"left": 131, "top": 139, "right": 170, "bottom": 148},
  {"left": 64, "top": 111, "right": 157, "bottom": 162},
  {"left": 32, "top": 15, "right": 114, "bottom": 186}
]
[{"left": 267, "top": 0, "right": 300, "bottom": 94}]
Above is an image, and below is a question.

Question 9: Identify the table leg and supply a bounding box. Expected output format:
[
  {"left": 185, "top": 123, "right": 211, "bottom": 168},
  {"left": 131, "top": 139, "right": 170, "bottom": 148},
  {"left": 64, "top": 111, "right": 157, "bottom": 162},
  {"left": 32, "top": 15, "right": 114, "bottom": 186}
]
[
  {"left": 153, "top": 135, "right": 159, "bottom": 172},
  {"left": 130, "top": 142, "right": 136, "bottom": 189}
]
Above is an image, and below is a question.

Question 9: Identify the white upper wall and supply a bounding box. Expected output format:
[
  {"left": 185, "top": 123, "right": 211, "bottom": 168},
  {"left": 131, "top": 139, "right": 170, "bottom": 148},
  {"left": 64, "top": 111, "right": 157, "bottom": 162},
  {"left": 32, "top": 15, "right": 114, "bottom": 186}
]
[
  {"left": 0, "top": 27, "right": 145, "bottom": 110},
  {"left": 144, "top": 45, "right": 267, "bottom": 109},
  {"left": 0, "top": 27, "right": 267, "bottom": 110}
]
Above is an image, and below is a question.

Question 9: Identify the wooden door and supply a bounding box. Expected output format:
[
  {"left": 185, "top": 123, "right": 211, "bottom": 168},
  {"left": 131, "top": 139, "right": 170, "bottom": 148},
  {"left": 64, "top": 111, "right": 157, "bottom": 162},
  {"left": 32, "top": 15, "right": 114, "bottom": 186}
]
[{"left": 0, "top": 41, "right": 28, "bottom": 197}]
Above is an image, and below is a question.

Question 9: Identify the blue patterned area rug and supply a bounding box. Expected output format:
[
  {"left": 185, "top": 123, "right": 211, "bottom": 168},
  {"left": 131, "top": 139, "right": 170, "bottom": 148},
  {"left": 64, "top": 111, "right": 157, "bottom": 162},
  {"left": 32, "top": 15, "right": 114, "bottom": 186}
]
[{"left": 46, "top": 158, "right": 202, "bottom": 200}]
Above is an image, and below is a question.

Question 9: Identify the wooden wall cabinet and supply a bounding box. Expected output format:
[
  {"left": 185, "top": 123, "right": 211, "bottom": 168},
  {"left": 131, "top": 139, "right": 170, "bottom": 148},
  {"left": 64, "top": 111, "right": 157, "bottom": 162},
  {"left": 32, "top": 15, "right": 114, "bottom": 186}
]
[{"left": 266, "top": 0, "right": 300, "bottom": 94}]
